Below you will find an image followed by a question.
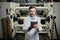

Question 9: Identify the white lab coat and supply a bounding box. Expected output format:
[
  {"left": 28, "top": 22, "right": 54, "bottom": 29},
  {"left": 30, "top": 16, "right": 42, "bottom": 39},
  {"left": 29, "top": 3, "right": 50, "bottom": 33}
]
[{"left": 23, "top": 15, "right": 42, "bottom": 40}]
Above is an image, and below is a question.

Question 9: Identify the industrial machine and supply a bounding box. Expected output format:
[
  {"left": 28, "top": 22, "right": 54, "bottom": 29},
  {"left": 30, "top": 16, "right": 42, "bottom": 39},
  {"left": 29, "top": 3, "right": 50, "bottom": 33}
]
[
  {"left": 0, "top": 2, "right": 19, "bottom": 40},
  {"left": 11, "top": 2, "right": 54, "bottom": 40}
]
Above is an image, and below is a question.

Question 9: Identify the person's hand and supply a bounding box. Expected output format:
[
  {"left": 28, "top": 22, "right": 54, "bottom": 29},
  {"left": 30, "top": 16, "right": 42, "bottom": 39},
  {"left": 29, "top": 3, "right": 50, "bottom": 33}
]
[{"left": 33, "top": 24, "right": 39, "bottom": 29}]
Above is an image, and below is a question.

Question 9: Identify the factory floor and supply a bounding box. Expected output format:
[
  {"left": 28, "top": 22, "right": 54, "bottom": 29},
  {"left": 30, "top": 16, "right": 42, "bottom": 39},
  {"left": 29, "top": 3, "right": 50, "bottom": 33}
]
[
  {"left": 13, "top": 33, "right": 59, "bottom": 40},
  {"left": 0, "top": 33, "right": 59, "bottom": 40}
]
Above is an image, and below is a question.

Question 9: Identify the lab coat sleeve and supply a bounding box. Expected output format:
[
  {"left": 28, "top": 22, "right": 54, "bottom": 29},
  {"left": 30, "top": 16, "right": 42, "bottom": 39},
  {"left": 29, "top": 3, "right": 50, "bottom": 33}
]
[
  {"left": 38, "top": 18, "right": 43, "bottom": 31},
  {"left": 22, "top": 18, "right": 30, "bottom": 32}
]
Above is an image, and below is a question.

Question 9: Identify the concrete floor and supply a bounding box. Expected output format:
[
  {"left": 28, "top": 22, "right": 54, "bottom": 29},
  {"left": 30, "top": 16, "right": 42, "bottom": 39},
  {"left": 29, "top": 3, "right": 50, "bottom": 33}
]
[
  {"left": 13, "top": 33, "right": 59, "bottom": 40},
  {"left": 0, "top": 33, "right": 59, "bottom": 40}
]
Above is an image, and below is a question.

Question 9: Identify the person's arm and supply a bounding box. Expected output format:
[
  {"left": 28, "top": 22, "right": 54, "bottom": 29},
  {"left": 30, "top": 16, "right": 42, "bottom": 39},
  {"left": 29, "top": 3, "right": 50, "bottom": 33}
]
[{"left": 22, "top": 18, "right": 30, "bottom": 32}]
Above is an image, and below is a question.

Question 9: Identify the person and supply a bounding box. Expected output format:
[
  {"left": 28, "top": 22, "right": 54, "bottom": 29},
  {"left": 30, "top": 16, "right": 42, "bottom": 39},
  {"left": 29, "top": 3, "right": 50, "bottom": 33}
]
[{"left": 23, "top": 6, "right": 42, "bottom": 40}]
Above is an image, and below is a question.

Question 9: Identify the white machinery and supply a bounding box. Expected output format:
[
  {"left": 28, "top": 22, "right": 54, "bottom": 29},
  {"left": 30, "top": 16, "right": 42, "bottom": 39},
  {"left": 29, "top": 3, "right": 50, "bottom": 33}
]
[{"left": 12, "top": 3, "right": 54, "bottom": 40}]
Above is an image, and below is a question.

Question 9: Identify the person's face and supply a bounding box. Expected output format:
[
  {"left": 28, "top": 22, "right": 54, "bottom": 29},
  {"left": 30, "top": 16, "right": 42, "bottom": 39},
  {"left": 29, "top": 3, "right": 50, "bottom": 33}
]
[{"left": 29, "top": 8, "right": 36, "bottom": 16}]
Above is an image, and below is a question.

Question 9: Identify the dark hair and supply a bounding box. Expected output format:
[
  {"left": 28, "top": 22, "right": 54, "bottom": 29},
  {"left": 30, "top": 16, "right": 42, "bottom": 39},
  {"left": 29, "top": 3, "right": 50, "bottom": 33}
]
[{"left": 29, "top": 6, "right": 36, "bottom": 10}]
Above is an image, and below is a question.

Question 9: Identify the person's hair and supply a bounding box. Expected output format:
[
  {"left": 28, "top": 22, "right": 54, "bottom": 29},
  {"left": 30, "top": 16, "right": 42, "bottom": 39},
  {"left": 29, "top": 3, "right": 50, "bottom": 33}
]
[{"left": 29, "top": 6, "right": 36, "bottom": 10}]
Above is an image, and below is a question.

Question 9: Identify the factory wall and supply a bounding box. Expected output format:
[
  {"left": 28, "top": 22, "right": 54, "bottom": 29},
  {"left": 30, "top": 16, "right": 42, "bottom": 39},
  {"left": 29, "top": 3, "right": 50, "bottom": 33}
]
[
  {"left": 53, "top": 2, "right": 60, "bottom": 39},
  {"left": 0, "top": 7, "right": 3, "bottom": 39}
]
